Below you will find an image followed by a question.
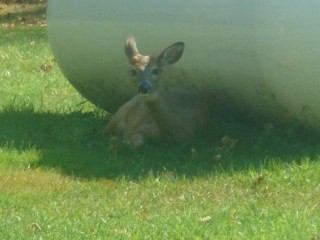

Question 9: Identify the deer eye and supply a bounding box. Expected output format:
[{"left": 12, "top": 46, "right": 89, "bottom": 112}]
[
  {"left": 131, "top": 69, "right": 138, "bottom": 77},
  {"left": 151, "top": 68, "right": 159, "bottom": 75}
]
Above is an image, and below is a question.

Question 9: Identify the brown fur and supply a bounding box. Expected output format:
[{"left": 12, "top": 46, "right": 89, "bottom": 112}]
[{"left": 106, "top": 36, "right": 208, "bottom": 147}]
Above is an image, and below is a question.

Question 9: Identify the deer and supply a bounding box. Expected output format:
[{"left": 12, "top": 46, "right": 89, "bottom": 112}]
[{"left": 106, "top": 36, "right": 209, "bottom": 147}]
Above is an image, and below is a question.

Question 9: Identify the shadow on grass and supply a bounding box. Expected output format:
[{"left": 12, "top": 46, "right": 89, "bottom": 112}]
[{"left": 1, "top": 108, "right": 320, "bottom": 180}]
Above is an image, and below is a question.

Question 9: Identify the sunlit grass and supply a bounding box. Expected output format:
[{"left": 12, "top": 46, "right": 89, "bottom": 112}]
[
  {"left": 0, "top": 27, "right": 88, "bottom": 112},
  {"left": 0, "top": 159, "right": 319, "bottom": 239},
  {"left": 0, "top": 2, "right": 319, "bottom": 239}
]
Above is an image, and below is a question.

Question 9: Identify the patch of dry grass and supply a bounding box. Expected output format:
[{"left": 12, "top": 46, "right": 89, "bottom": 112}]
[{"left": 0, "top": 0, "right": 47, "bottom": 28}]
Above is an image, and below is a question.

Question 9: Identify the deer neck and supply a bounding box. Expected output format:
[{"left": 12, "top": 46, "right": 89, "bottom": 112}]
[{"left": 142, "top": 87, "right": 174, "bottom": 138}]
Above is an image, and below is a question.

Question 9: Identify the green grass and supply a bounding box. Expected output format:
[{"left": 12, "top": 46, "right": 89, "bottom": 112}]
[{"left": 0, "top": 3, "right": 320, "bottom": 239}]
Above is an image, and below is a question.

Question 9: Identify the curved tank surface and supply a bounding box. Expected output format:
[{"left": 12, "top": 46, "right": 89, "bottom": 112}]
[{"left": 47, "top": 0, "right": 320, "bottom": 129}]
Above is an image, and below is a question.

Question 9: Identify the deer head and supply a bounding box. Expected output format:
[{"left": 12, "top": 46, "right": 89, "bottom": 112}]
[{"left": 125, "top": 35, "right": 184, "bottom": 95}]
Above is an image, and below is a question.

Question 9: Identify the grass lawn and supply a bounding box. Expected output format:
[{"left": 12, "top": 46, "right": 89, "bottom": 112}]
[{"left": 0, "top": 1, "right": 319, "bottom": 239}]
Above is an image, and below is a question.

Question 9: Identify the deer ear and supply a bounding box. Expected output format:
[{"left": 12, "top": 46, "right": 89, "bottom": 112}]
[
  {"left": 125, "top": 35, "right": 139, "bottom": 59},
  {"left": 157, "top": 42, "right": 184, "bottom": 66}
]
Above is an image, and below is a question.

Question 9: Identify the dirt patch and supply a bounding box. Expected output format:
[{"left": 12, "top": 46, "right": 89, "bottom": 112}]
[
  {"left": 0, "top": 0, "right": 47, "bottom": 28},
  {"left": 1, "top": 0, "right": 45, "bottom": 4}
]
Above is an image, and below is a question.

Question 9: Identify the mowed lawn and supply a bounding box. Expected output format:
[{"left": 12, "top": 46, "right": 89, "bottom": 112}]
[{"left": 0, "top": 1, "right": 319, "bottom": 239}]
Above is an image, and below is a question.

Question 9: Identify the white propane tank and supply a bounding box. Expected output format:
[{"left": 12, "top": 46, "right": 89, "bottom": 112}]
[{"left": 47, "top": 0, "right": 320, "bottom": 129}]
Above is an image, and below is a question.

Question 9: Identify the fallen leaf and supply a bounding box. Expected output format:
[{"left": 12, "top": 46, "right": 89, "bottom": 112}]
[
  {"left": 212, "top": 154, "right": 222, "bottom": 164},
  {"left": 251, "top": 175, "right": 264, "bottom": 188},
  {"left": 263, "top": 122, "right": 275, "bottom": 136},
  {"left": 8, "top": 23, "right": 16, "bottom": 29},
  {"left": 140, "top": 212, "right": 149, "bottom": 221},
  {"left": 188, "top": 147, "right": 197, "bottom": 160},
  {"left": 40, "top": 63, "right": 53, "bottom": 72},
  {"left": 220, "top": 135, "right": 239, "bottom": 148},
  {"left": 199, "top": 216, "right": 212, "bottom": 223},
  {"left": 29, "top": 223, "right": 42, "bottom": 232},
  {"left": 104, "top": 179, "right": 116, "bottom": 187}
]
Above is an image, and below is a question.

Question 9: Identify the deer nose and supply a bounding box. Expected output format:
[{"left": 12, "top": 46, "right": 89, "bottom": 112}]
[{"left": 138, "top": 82, "right": 151, "bottom": 94}]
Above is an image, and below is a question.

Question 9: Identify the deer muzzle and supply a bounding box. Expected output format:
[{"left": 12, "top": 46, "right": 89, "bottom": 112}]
[{"left": 138, "top": 81, "right": 151, "bottom": 94}]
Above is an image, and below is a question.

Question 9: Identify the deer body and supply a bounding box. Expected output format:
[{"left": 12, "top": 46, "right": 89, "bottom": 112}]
[
  {"left": 106, "top": 36, "right": 208, "bottom": 147},
  {"left": 106, "top": 95, "right": 160, "bottom": 146}
]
